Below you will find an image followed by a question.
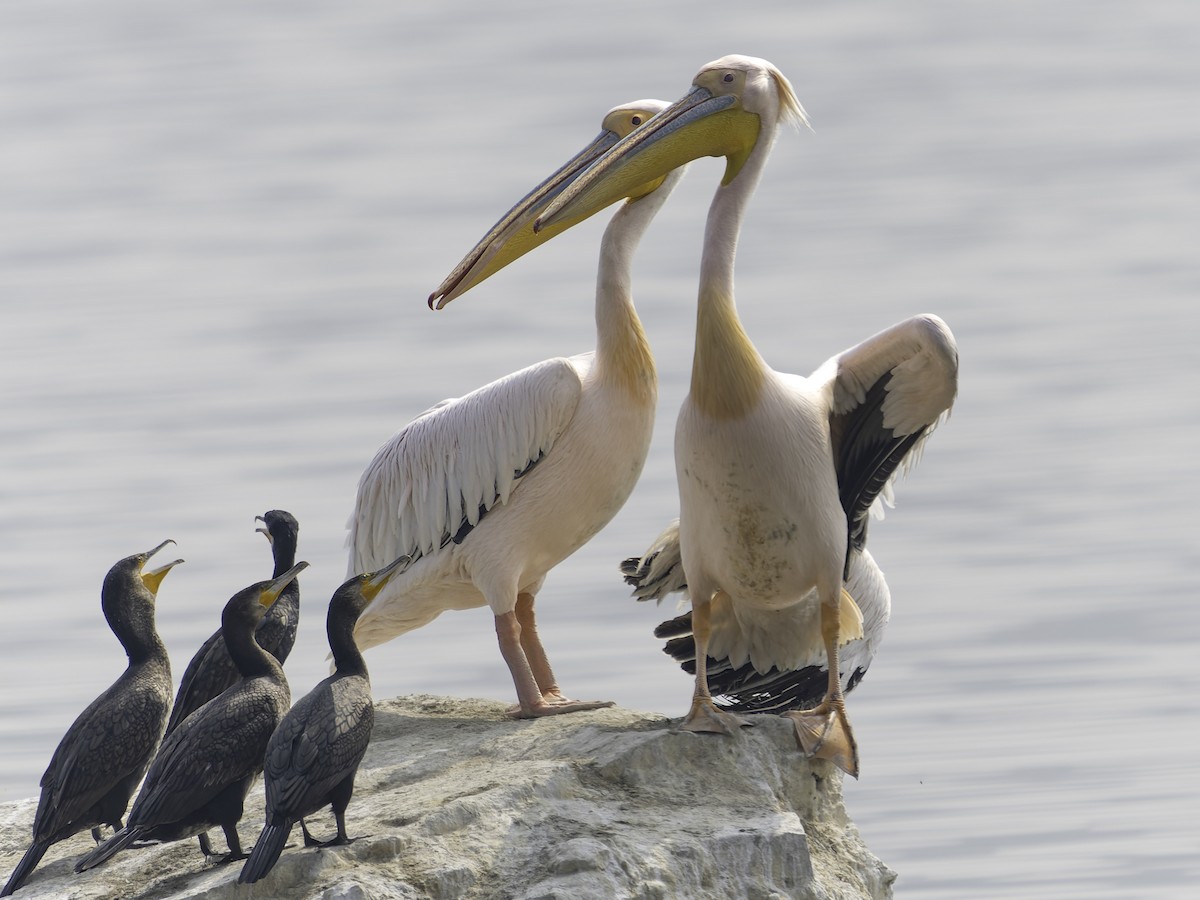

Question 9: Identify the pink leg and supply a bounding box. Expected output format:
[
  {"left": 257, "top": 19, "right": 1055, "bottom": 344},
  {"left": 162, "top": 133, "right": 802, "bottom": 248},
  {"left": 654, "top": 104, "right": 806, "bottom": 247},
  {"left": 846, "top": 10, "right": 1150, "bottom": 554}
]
[
  {"left": 514, "top": 593, "right": 563, "bottom": 699},
  {"left": 495, "top": 609, "right": 545, "bottom": 715},
  {"left": 494, "top": 596, "right": 613, "bottom": 719}
]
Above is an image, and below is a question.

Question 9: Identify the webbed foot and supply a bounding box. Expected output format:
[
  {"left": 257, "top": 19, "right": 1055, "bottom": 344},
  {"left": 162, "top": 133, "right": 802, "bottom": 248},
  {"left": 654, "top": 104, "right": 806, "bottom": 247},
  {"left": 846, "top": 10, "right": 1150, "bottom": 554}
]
[
  {"left": 679, "top": 696, "right": 753, "bottom": 735},
  {"left": 784, "top": 698, "right": 859, "bottom": 778}
]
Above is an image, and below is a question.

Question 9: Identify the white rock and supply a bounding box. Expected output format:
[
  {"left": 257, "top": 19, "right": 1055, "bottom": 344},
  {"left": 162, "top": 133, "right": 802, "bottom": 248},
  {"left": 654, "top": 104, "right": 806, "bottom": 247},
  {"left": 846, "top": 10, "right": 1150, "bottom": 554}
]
[{"left": 0, "top": 695, "right": 895, "bottom": 899}]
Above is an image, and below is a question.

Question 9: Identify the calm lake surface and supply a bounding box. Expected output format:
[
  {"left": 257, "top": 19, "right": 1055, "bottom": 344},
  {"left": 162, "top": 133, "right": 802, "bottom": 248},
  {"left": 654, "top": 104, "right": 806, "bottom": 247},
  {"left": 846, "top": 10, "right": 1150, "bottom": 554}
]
[{"left": 1, "top": 2, "right": 1197, "bottom": 896}]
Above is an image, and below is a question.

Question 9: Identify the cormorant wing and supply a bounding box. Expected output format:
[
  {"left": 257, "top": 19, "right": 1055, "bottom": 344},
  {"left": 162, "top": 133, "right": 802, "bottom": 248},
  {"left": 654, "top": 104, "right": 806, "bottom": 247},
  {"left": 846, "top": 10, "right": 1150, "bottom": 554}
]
[
  {"left": 128, "top": 685, "right": 279, "bottom": 828},
  {"left": 164, "top": 629, "right": 230, "bottom": 735},
  {"left": 35, "top": 674, "right": 167, "bottom": 838},
  {"left": 264, "top": 677, "right": 373, "bottom": 817}
]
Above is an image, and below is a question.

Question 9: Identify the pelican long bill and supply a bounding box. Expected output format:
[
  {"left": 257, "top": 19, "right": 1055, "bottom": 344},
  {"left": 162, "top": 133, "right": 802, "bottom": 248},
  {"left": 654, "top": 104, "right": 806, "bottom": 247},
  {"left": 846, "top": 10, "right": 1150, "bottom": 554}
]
[
  {"left": 536, "top": 84, "right": 768, "bottom": 233},
  {"left": 429, "top": 102, "right": 666, "bottom": 309}
]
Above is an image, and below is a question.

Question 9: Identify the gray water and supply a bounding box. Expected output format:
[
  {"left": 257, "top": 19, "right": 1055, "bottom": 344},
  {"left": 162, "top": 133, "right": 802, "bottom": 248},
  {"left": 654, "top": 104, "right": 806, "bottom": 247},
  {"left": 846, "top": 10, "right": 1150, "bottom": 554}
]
[{"left": 1, "top": 2, "right": 1197, "bottom": 897}]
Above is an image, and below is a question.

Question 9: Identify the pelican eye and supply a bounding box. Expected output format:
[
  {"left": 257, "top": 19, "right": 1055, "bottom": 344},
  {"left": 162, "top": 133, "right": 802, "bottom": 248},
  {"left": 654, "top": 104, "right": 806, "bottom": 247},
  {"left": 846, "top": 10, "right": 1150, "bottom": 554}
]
[
  {"left": 631, "top": 115, "right": 642, "bottom": 126},
  {"left": 723, "top": 72, "right": 734, "bottom": 83}
]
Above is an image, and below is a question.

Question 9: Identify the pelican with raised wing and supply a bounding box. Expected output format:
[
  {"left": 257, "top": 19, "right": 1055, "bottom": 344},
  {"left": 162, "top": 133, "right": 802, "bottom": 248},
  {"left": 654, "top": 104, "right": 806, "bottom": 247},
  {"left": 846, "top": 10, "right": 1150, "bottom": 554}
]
[
  {"left": 347, "top": 100, "right": 682, "bottom": 718},
  {"left": 538, "top": 56, "right": 958, "bottom": 775}
]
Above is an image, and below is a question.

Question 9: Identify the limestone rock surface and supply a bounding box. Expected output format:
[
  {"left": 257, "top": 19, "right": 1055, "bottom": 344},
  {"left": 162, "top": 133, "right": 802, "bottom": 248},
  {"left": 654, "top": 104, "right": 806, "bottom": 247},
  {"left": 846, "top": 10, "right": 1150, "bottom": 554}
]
[{"left": 0, "top": 695, "right": 894, "bottom": 899}]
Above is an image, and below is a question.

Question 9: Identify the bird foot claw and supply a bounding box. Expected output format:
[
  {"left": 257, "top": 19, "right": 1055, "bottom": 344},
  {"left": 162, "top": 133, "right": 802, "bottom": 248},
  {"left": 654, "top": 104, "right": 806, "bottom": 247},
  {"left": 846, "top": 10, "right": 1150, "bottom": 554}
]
[
  {"left": 507, "top": 696, "right": 615, "bottom": 719},
  {"left": 679, "top": 699, "right": 753, "bottom": 735},
  {"left": 302, "top": 830, "right": 357, "bottom": 849},
  {"left": 783, "top": 705, "right": 859, "bottom": 778},
  {"left": 208, "top": 851, "right": 249, "bottom": 866}
]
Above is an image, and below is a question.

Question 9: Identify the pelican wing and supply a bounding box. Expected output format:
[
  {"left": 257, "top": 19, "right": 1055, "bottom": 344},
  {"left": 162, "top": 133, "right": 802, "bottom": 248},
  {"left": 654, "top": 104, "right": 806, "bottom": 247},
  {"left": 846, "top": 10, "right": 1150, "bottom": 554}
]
[
  {"left": 619, "top": 518, "right": 684, "bottom": 603},
  {"left": 348, "top": 356, "right": 584, "bottom": 576},
  {"left": 823, "top": 314, "right": 958, "bottom": 559},
  {"left": 650, "top": 549, "right": 891, "bottom": 712}
]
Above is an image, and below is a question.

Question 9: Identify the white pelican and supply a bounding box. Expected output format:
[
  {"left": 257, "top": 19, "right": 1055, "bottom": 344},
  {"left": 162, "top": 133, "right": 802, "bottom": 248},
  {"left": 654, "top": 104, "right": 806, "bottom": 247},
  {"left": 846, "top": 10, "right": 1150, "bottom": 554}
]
[
  {"left": 622, "top": 521, "right": 892, "bottom": 714},
  {"left": 538, "top": 55, "right": 958, "bottom": 775},
  {"left": 347, "top": 100, "right": 682, "bottom": 717}
]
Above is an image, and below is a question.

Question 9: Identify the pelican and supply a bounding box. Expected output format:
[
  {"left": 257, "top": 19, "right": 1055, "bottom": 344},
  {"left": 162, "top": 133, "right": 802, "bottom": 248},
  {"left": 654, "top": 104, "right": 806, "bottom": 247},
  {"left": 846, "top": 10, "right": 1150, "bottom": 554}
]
[
  {"left": 346, "top": 100, "right": 682, "bottom": 717},
  {"left": 538, "top": 55, "right": 958, "bottom": 775}
]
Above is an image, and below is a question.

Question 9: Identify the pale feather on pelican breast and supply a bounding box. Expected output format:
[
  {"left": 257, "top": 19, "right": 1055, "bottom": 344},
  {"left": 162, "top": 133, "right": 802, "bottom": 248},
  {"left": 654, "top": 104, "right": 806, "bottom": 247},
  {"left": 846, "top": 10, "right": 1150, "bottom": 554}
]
[{"left": 346, "top": 99, "right": 682, "bottom": 718}]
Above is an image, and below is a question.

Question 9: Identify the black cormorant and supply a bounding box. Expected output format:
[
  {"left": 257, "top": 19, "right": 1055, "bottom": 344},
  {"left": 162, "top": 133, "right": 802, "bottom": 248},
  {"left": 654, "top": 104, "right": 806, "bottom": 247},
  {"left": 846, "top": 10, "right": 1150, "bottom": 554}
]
[
  {"left": 163, "top": 510, "right": 300, "bottom": 736},
  {"left": 74, "top": 561, "right": 307, "bottom": 873},
  {"left": 238, "top": 554, "right": 407, "bottom": 885},
  {"left": 2, "top": 541, "right": 182, "bottom": 897}
]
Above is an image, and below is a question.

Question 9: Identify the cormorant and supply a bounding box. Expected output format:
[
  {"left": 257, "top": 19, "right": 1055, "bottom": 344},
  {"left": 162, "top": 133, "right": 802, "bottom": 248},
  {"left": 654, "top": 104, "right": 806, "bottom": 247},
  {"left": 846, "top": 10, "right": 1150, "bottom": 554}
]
[
  {"left": 163, "top": 510, "right": 300, "bottom": 736},
  {"left": 74, "top": 561, "right": 307, "bottom": 873},
  {"left": 238, "top": 554, "right": 408, "bottom": 884},
  {"left": 2, "top": 541, "right": 182, "bottom": 897}
]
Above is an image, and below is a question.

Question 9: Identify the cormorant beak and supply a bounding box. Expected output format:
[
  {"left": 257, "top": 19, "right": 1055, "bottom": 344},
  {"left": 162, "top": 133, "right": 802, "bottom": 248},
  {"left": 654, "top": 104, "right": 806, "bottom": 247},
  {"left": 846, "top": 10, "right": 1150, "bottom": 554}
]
[
  {"left": 139, "top": 540, "right": 184, "bottom": 596},
  {"left": 428, "top": 101, "right": 670, "bottom": 309},
  {"left": 537, "top": 86, "right": 759, "bottom": 231},
  {"left": 142, "top": 559, "right": 184, "bottom": 596},
  {"left": 259, "top": 561, "right": 309, "bottom": 609},
  {"left": 359, "top": 554, "right": 411, "bottom": 603},
  {"left": 255, "top": 515, "right": 272, "bottom": 544}
]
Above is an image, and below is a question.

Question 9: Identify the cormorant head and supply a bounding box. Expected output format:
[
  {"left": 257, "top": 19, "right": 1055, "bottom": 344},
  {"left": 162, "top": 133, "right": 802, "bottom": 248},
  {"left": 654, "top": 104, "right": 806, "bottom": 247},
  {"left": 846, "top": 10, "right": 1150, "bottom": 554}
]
[
  {"left": 101, "top": 540, "right": 184, "bottom": 642},
  {"left": 335, "top": 553, "right": 411, "bottom": 622},
  {"left": 222, "top": 561, "right": 309, "bottom": 635}
]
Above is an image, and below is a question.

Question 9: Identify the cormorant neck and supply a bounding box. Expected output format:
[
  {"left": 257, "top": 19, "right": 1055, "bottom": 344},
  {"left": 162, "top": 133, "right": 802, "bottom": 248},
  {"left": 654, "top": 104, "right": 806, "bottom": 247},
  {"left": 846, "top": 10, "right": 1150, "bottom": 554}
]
[
  {"left": 106, "top": 590, "right": 167, "bottom": 666},
  {"left": 328, "top": 611, "right": 368, "bottom": 677},
  {"left": 271, "top": 534, "right": 298, "bottom": 577},
  {"left": 224, "top": 621, "right": 285, "bottom": 679},
  {"left": 122, "top": 626, "right": 169, "bottom": 667}
]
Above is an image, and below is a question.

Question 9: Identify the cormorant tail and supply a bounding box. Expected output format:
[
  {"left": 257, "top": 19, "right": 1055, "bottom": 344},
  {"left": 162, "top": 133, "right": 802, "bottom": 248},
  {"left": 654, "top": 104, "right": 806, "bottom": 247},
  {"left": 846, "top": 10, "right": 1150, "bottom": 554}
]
[
  {"left": 1, "top": 840, "right": 50, "bottom": 897},
  {"left": 237, "top": 819, "right": 292, "bottom": 884},
  {"left": 73, "top": 825, "right": 142, "bottom": 873}
]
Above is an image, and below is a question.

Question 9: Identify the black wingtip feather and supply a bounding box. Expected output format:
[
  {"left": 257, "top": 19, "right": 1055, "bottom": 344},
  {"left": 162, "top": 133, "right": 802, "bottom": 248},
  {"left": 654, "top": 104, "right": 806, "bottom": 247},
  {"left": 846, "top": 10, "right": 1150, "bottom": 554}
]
[
  {"left": 238, "top": 820, "right": 292, "bottom": 884},
  {"left": 1, "top": 840, "right": 50, "bottom": 897},
  {"left": 74, "top": 825, "right": 141, "bottom": 873},
  {"left": 653, "top": 613, "right": 694, "bottom": 640}
]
